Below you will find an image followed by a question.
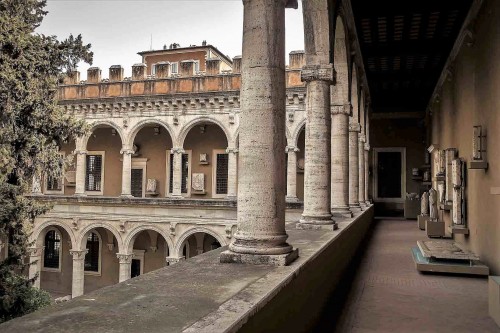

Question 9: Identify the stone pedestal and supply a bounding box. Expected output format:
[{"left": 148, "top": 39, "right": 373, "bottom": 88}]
[
  {"left": 221, "top": 0, "right": 297, "bottom": 266},
  {"left": 117, "top": 253, "right": 133, "bottom": 282},
  {"left": 70, "top": 250, "right": 88, "bottom": 298},
  {"left": 331, "top": 104, "right": 352, "bottom": 218},
  {"left": 426, "top": 220, "right": 445, "bottom": 238},
  {"left": 418, "top": 215, "right": 429, "bottom": 230}
]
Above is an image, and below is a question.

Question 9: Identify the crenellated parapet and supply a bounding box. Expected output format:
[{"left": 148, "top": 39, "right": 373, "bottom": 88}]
[{"left": 60, "top": 51, "right": 306, "bottom": 101}]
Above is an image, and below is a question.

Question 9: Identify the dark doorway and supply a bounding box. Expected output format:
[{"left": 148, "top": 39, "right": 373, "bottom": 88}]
[
  {"left": 131, "top": 259, "right": 141, "bottom": 278},
  {"left": 377, "top": 151, "right": 402, "bottom": 198}
]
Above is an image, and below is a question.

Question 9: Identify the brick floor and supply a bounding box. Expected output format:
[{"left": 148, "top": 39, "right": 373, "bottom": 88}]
[{"left": 334, "top": 219, "right": 499, "bottom": 333}]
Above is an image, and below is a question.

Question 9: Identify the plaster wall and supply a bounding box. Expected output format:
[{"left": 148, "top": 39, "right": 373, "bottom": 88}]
[{"left": 431, "top": 0, "right": 500, "bottom": 273}]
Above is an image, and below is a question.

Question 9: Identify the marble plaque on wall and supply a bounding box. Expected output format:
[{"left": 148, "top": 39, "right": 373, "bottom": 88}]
[{"left": 192, "top": 173, "right": 205, "bottom": 192}]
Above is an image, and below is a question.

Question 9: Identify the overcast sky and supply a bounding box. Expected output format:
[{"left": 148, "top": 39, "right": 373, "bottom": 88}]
[{"left": 38, "top": 0, "right": 305, "bottom": 80}]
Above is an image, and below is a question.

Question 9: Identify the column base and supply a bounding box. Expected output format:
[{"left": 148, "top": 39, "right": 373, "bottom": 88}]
[
  {"left": 220, "top": 248, "right": 299, "bottom": 266},
  {"left": 286, "top": 196, "right": 300, "bottom": 203},
  {"left": 331, "top": 207, "right": 353, "bottom": 218}
]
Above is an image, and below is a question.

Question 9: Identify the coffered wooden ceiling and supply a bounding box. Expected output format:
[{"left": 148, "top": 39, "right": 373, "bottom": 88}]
[{"left": 351, "top": 0, "right": 473, "bottom": 112}]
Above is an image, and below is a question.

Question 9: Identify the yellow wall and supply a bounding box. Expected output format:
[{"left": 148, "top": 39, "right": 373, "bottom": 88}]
[{"left": 431, "top": 0, "right": 500, "bottom": 273}]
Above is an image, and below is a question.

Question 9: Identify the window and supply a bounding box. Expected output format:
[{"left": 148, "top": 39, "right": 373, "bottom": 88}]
[
  {"left": 171, "top": 62, "right": 178, "bottom": 75},
  {"left": 213, "top": 150, "right": 229, "bottom": 198},
  {"left": 151, "top": 63, "right": 157, "bottom": 75},
  {"left": 43, "top": 230, "right": 61, "bottom": 270},
  {"left": 131, "top": 169, "right": 143, "bottom": 198},
  {"left": 84, "top": 232, "right": 100, "bottom": 273},
  {"left": 167, "top": 151, "right": 191, "bottom": 196},
  {"left": 194, "top": 60, "right": 200, "bottom": 73},
  {"left": 85, "top": 152, "right": 105, "bottom": 195}
]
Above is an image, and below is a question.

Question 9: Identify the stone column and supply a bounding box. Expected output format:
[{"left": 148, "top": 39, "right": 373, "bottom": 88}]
[
  {"left": 364, "top": 143, "right": 370, "bottom": 204},
  {"left": 171, "top": 148, "right": 185, "bottom": 198},
  {"left": 358, "top": 134, "right": 366, "bottom": 209},
  {"left": 28, "top": 247, "right": 44, "bottom": 289},
  {"left": 120, "top": 147, "right": 134, "bottom": 198},
  {"left": 226, "top": 147, "right": 238, "bottom": 200},
  {"left": 298, "top": 65, "right": 336, "bottom": 229},
  {"left": 285, "top": 146, "right": 299, "bottom": 202},
  {"left": 70, "top": 249, "right": 87, "bottom": 298},
  {"left": 116, "top": 253, "right": 133, "bottom": 282},
  {"left": 74, "top": 150, "right": 87, "bottom": 196},
  {"left": 220, "top": 0, "right": 298, "bottom": 266},
  {"left": 331, "top": 104, "right": 353, "bottom": 218},
  {"left": 349, "top": 123, "right": 361, "bottom": 211}
]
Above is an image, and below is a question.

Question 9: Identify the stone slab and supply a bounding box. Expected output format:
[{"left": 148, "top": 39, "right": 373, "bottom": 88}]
[
  {"left": 469, "top": 161, "right": 489, "bottom": 170},
  {"left": 426, "top": 220, "right": 445, "bottom": 237},
  {"left": 417, "top": 239, "right": 480, "bottom": 261},
  {"left": 219, "top": 248, "right": 299, "bottom": 267},
  {"left": 489, "top": 276, "right": 500, "bottom": 328},
  {"left": 418, "top": 215, "right": 429, "bottom": 230},
  {"left": 449, "top": 225, "right": 470, "bottom": 235},
  {"left": 412, "top": 247, "right": 489, "bottom": 276},
  {"left": 296, "top": 222, "right": 338, "bottom": 231}
]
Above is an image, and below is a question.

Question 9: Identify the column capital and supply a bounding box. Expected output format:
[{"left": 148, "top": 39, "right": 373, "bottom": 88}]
[
  {"left": 331, "top": 104, "right": 351, "bottom": 116},
  {"left": 364, "top": 143, "right": 371, "bottom": 151},
  {"left": 359, "top": 134, "right": 366, "bottom": 143},
  {"left": 69, "top": 249, "right": 88, "bottom": 260},
  {"left": 166, "top": 256, "right": 185, "bottom": 265},
  {"left": 301, "top": 64, "right": 336, "bottom": 84},
  {"left": 116, "top": 253, "right": 133, "bottom": 264},
  {"left": 74, "top": 150, "right": 88, "bottom": 155},
  {"left": 120, "top": 148, "right": 135, "bottom": 156},
  {"left": 226, "top": 147, "right": 239, "bottom": 154},
  {"left": 285, "top": 146, "right": 300, "bottom": 153},
  {"left": 27, "top": 246, "right": 44, "bottom": 257},
  {"left": 170, "top": 147, "right": 185, "bottom": 155},
  {"left": 349, "top": 123, "right": 361, "bottom": 133}
]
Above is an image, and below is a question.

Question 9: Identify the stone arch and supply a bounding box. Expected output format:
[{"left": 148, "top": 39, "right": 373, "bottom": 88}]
[
  {"left": 83, "top": 120, "right": 125, "bottom": 149},
  {"left": 32, "top": 220, "right": 77, "bottom": 249},
  {"left": 351, "top": 65, "right": 360, "bottom": 122},
  {"left": 124, "top": 225, "right": 173, "bottom": 255},
  {"left": 77, "top": 222, "right": 123, "bottom": 253},
  {"left": 174, "top": 227, "right": 227, "bottom": 257},
  {"left": 178, "top": 117, "right": 232, "bottom": 148},
  {"left": 126, "top": 119, "right": 175, "bottom": 148},
  {"left": 332, "top": 14, "right": 351, "bottom": 105},
  {"left": 292, "top": 118, "right": 307, "bottom": 147}
]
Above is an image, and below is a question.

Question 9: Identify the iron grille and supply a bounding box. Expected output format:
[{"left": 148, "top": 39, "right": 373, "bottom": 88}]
[
  {"left": 84, "top": 232, "right": 99, "bottom": 272},
  {"left": 169, "top": 153, "right": 174, "bottom": 194},
  {"left": 43, "top": 230, "right": 61, "bottom": 269},
  {"left": 131, "top": 169, "right": 143, "bottom": 198},
  {"left": 85, "top": 155, "right": 102, "bottom": 191},
  {"left": 181, "top": 154, "right": 189, "bottom": 194},
  {"left": 216, "top": 153, "right": 229, "bottom": 194}
]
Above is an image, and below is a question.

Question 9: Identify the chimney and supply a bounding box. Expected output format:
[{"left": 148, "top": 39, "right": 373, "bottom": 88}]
[
  {"left": 206, "top": 58, "right": 221, "bottom": 75},
  {"left": 232, "top": 56, "right": 242, "bottom": 74},
  {"left": 109, "top": 65, "right": 124, "bottom": 82},
  {"left": 289, "top": 50, "right": 305, "bottom": 69},
  {"left": 155, "top": 62, "right": 171, "bottom": 79},
  {"left": 64, "top": 70, "right": 80, "bottom": 84},
  {"left": 180, "top": 60, "right": 195, "bottom": 76},
  {"left": 132, "top": 63, "right": 147, "bottom": 80},
  {"left": 87, "top": 67, "right": 102, "bottom": 83}
]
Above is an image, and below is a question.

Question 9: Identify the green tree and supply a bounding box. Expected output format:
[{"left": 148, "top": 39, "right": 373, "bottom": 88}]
[{"left": 0, "top": 0, "right": 92, "bottom": 322}]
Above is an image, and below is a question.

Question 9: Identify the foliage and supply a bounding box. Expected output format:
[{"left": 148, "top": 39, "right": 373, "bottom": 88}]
[{"left": 0, "top": 0, "right": 92, "bottom": 321}]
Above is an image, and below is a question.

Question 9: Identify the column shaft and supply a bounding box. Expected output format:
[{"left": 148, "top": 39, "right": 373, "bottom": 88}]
[
  {"left": 74, "top": 151, "right": 87, "bottom": 196},
  {"left": 117, "top": 253, "right": 133, "bottom": 282},
  {"left": 364, "top": 144, "right": 370, "bottom": 204},
  {"left": 300, "top": 78, "right": 335, "bottom": 226},
  {"left": 358, "top": 135, "right": 366, "bottom": 208},
  {"left": 222, "top": 0, "right": 297, "bottom": 265},
  {"left": 349, "top": 124, "right": 361, "bottom": 210},
  {"left": 286, "top": 147, "right": 298, "bottom": 202},
  {"left": 226, "top": 148, "right": 238, "bottom": 199},
  {"left": 28, "top": 247, "right": 44, "bottom": 289},
  {"left": 121, "top": 148, "right": 133, "bottom": 197},
  {"left": 70, "top": 250, "right": 87, "bottom": 298},
  {"left": 331, "top": 105, "right": 352, "bottom": 218}
]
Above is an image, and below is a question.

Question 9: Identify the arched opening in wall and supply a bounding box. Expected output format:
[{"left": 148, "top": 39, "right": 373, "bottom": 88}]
[
  {"left": 182, "top": 122, "right": 229, "bottom": 198},
  {"left": 42, "top": 140, "right": 76, "bottom": 196},
  {"left": 39, "top": 226, "right": 73, "bottom": 298},
  {"left": 86, "top": 125, "right": 123, "bottom": 196},
  {"left": 127, "top": 230, "right": 170, "bottom": 278},
  {"left": 296, "top": 126, "right": 306, "bottom": 201},
  {"left": 131, "top": 124, "right": 173, "bottom": 198},
  {"left": 82, "top": 227, "right": 120, "bottom": 294},
  {"left": 181, "top": 232, "right": 221, "bottom": 259}
]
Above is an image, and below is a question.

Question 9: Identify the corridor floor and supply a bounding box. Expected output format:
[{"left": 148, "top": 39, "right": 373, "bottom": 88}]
[{"left": 333, "top": 219, "right": 499, "bottom": 333}]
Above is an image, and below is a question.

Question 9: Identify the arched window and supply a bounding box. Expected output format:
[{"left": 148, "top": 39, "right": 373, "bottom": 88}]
[
  {"left": 84, "top": 232, "right": 100, "bottom": 273},
  {"left": 44, "top": 230, "right": 61, "bottom": 269},
  {"left": 210, "top": 240, "right": 221, "bottom": 251}
]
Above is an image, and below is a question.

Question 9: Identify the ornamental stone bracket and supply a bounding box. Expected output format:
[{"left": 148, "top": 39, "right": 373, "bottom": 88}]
[
  {"left": 72, "top": 217, "right": 80, "bottom": 230},
  {"left": 349, "top": 123, "right": 361, "bottom": 133},
  {"left": 301, "top": 64, "right": 336, "bottom": 84},
  {"left": 364, "top": 143, "right": 371, "bottom": 151},
  {"left": 359, "top": 134, "right": 366, "bottom": 143},
  {"left": 119, "top": 221, "right": 127, "bottom": 233},
  {"left": 169, "top": 222, "right": 177, "bottom": 236}
]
